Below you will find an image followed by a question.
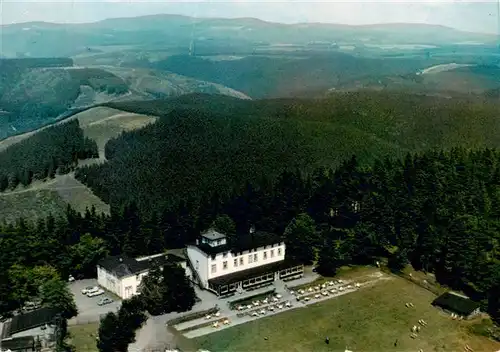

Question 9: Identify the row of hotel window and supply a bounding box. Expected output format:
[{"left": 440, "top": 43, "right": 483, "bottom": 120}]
[{"left": 211, "top": 247, "right": 282, "bottom": 273}]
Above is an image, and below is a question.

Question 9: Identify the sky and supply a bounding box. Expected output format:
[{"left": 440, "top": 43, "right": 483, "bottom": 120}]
[{"left": 1, "top": 0, "right": 499, "bottom": 34}]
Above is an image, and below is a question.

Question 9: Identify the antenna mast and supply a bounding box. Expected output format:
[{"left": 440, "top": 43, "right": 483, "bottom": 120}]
[{"left": 189, "top": 5, "right": 198, "bottom": 56}]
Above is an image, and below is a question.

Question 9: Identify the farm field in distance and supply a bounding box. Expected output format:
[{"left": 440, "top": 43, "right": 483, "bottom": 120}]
[{"left": 195, "top": 274, "right": 500, "bottom": 352}]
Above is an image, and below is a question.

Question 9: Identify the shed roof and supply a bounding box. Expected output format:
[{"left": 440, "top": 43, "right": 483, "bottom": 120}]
[
  {"left": 0, "top": 336, "right": 35, "bottom": 351},
  {"left": 7, "top": 308, "right": 59, "bottom": 336},
  {"left": 432, "top": 292, "right": 480, "bottom": 316},
  {"left": 166, "top": 253, "right": 186, "bottom": 263},
  {"left": 165, "top": 248, "right": 187, "bottom": 260},
  {"left": 98, "top": 253, "right": 184, "bottom": 278}
]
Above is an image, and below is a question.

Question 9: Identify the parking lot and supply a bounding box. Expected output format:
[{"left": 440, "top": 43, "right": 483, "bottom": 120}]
[{"left": 68, "top": 279, "right": 122, "bottom": 325}]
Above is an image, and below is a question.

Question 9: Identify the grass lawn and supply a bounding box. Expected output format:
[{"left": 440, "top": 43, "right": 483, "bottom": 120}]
[
  {"left": 68, "top": 323, "right": 99, "bottom": 352},
  {"left": 195, "top": 274, "right": 500, "bottom": 352}
]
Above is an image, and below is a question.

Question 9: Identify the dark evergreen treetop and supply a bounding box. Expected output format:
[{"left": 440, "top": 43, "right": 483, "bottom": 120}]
[{"left": 0, "top": 119, "right": 98, "bottom": 191}]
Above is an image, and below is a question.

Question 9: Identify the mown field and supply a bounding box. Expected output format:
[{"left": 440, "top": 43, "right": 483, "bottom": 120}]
[
  {"left": 68, "top": 323, "right": 99, "bottom": 352},
  {"left": 195, "top": 275, "right": 500, "bottom": 352}
]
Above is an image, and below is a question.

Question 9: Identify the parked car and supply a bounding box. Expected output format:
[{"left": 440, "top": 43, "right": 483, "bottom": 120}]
[
  {"left": 23, "top": 301, "right": 41, "bottom": 312},
  {"left": 87, "top": 289, "right": 105, "bottom": 297},
  {"left": 97, "top": 297, "right": 113, "bottom": 306},
  {"left": 82, "top": 286, "right": 98, "bottom": 295}
]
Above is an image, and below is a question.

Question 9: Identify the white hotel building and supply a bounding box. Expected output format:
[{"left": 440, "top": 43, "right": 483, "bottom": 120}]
[
  {"left": 96, "top": 250, "right": 190, "bottom": 299},
  {"left": 186, "top": 228, "right": 304, "bottom": 296}
]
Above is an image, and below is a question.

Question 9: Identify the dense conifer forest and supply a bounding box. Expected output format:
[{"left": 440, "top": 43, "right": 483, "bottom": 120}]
[
  {"left": 80, "top": 92, "right": 500, "bottom": 214},
  {"left": 0, "top": 120, "right": 98, "bottom": 191},
  {"left": 1, "top": 92, "right": 500, "bottom": 346},
  {"left": 3, "top": 147, "right": 500, "bottom": 325}
]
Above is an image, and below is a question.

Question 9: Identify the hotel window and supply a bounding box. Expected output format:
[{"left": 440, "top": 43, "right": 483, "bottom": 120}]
[
  {"left": 240, "top": 257, "right": 244, "bottom": 265},
  {"left": 234, "top": 258, "right": 238, "bottom": 267},
  {"left": 263, "top": 251, "right": 268, "bottom": 260},
  {"left": 211, "top": 254, "right": 216, "bottom": 260},
  {"left": 248, "top": 254, "right": 253, "bottom": 263},
  {"left": 278, "top": 247, "right": 282, "bottom": 256},
  {"left": 211, "top": 264, "right": 217, "bottom": 273},
  {"left": 254, "top": 253, "right": 258, "bottom": 262},
  {"left": 223, "top": 261, "right": 228, "bottom": 270},
  {"left": 271, "top": 249, "right": 275, "bottom": 258}
]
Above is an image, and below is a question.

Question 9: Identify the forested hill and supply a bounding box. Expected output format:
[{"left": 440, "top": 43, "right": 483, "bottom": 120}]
[
  {"left": 145, "top": 53, "right": 428, "bottom": 98},
  {"left": 77, "top": 92, "right": 500, "bottom": 214},
  {"left": 0, "top": 119, "right": 98, "bottom": 190}
]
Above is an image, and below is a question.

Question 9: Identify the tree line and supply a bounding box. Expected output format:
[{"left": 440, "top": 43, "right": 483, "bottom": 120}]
[
  {"left": 0, "top": 203, "right": 195, "bottom": 351},
  {"left": 0, "top": 119, "right": 98, "bottom": 191},
  {"left": 3, "top": 146, "right": 500, "bottom": 327},
  {"left": 78, "top": 92, "right": 500, "bottom": 217}
]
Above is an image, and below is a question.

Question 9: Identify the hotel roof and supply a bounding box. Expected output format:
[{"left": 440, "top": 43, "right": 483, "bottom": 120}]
[{"left": 194, "top": 231, "right": 284, "bottom": 255}]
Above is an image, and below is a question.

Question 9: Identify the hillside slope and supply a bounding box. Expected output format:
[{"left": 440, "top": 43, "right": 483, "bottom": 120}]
[
  {"left": 145, "top": 53, "right": 430, "bottom": 98},
  {"left": 0, "top": 59, "right": 249, "bottom": 139},
  {"left": 76, "top": 92, "right": 500, "bottom": 213},
  {"left": 334, "top": 64, "right": 500, "bottom": 95},
  {"left": 0, "top": 106, "right": 158, "bottom": 223}
]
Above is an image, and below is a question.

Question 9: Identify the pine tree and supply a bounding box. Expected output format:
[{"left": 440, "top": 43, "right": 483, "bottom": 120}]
[
  {"left": 161, "top": 261, "right": 196, "bottom": 313},
  {"left": 283, "top": 213, "right": 317, "bottom": 264},
  {"left": 317, "top": 235, "right": 342, "bottom": 277},
  {"left": 388, "top": 248, "right": 409, "bottom": 273},
  {"left": 97, "top": 312, "right": 120, "bottom": 352}
]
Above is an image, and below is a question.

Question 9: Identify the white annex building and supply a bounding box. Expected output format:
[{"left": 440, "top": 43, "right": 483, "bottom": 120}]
[
  {"left": 186, "top": 228, "right": 304, "bottom": 296},
  {"left": 97, "top": 250, "right": 190, "bottom": 299}
]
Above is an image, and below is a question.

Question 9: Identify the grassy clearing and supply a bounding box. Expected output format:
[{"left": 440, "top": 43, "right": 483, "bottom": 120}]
[
  {"left": 68, "top": 323, "right": 99, "bottom": 352},
  {"left": 79, "top": 110, "right": 158, "bottom": 156},
  {"left": 195, "top": 274, "right": 500, "bottom": 352},
  {"left": 0, "top": 188, "right": 67, "bottom": 223},
  {"left": 45, "top": 174, "right": 110, "bottom": 215},
  {"left": 0, "top": 173, "right": 109, "bottom": 223}
]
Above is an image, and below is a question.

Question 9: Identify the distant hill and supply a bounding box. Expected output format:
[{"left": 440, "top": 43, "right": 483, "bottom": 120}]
[
  {"left": 145, "top": 53, "right": 431, "bottom": 98},
  {"left": 2, "top": 15, "right": 498, "bottom": 105},
  {"left": 0, "top": 15, "right": 495, "bottom": 59},
  {"left": 76, "top": 92, "right": 500, "bottom": 213},
  {"left": 329, "top": 64, "right": 500, "bottom": 96},
  {"left": 0, "top": 58, "right": 249, "bottom": 140}
]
